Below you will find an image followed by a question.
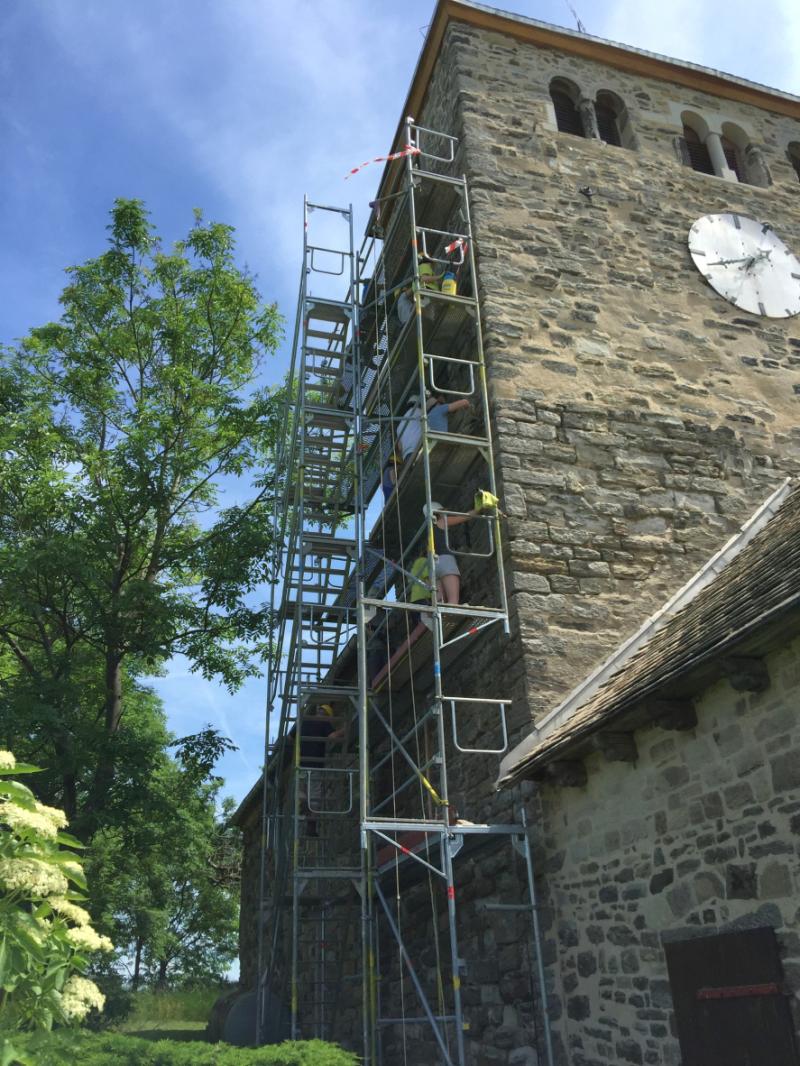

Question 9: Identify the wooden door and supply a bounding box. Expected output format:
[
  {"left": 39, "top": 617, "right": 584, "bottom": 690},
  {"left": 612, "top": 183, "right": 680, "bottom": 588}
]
[{"left": 664, "top": 928, "right": 798, "bottom": 1066}]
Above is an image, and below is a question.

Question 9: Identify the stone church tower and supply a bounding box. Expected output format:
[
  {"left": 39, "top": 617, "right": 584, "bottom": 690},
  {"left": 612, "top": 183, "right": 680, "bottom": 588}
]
[
  {"left": 234, "top": 4, "right": 800, "bottom": 1064},
  {"left": 406, "top": 3, "right": 800, "bottom": 751}
]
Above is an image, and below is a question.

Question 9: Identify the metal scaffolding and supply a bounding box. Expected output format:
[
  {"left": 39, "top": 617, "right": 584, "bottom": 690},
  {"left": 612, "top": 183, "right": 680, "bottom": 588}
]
[{"left": 257, "top": 119, "right": 553, "bottom": 1066}]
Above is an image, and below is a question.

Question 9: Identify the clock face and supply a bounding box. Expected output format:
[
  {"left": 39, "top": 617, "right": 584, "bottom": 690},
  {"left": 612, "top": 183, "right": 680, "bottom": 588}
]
[{"left": 688, "top": 213, "right": 800, "bottom": 318}]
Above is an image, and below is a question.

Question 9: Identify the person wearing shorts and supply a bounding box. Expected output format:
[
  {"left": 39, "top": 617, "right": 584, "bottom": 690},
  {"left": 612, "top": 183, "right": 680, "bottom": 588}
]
[{"left": 423, "top": 500, "right": 483, "bottom": 605}]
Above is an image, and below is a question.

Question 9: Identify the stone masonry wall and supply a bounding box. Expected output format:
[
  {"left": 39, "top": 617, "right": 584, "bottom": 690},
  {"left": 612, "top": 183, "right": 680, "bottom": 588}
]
[
  {"left": 237, "top": 800, "right": 262, "bottom": 992},
  {"left": 415, "top": 22, "right": 800, "bottom": 744},
  {"left": 528, "top": 632, "right": 800, "bottom": 1066}
]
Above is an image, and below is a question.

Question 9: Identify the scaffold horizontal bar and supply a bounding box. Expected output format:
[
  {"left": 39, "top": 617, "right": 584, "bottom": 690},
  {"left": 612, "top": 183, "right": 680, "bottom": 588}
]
[
  {"left": 379, "top": 1015, "right": 457, "bottom": 1025},
  {"left": 292, "top": 868, "right": 361, "bottom": 880},
  {"left": 477, "top": 902, "right": 534, "bottom": 912},
  {"left": 364, "top": 819, "right": 525, "bottom": 835},
  {"left": 360, "top": 596, "right": 506, "bottom": 621},
  {"left": 426, "top": 429, "right": 490, "bottom": 449},
  {"left": 412, "top": 166, "right": 465, "bottom": 186},
  {"left": 306, "top": 201, "right": 352, "bottom": 216}
]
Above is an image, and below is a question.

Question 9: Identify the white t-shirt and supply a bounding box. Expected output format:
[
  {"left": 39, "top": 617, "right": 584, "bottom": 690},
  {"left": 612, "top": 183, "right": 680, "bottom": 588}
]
[
  {"left": 397, "top": 291, "right": 414, "bottom": 324},
  {"left": 397, "top": 404, "right": 422, "bottom": 460}
]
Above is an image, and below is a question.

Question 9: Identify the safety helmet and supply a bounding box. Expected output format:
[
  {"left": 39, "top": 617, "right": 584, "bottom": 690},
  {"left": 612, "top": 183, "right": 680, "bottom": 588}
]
[
  {"left": 320, "top": 704, "right": 335, "bottom": 716},
  {"left": 422, "top": 501, "right": 444, "bottom": 519}
]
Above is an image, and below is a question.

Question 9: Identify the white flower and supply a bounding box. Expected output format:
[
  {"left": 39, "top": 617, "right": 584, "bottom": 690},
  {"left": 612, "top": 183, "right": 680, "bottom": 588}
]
[
  {"left": 59, "top": 975, "right": 105, "bottom": 1021},
  {"left": 48, "top": 897, "right": 91, "bottom": 927},
  {"left": 0, "top": 800, "right": 59, "bottom": 839},
  {"left": 0, "top": 857, "right": 68, "bottom": 897},
  {"left": 0, "top": 750, "right": 15, "bottom": 770},
  {"left": 65, "top": 925, "right": 114, "bottom": 953},
  {"left": 34, "top": 801, "right": 68, "bottom": 829}
]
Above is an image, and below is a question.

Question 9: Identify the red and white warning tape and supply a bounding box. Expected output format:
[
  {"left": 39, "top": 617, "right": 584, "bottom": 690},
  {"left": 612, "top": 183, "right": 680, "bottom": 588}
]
[
  {"left": 345, "top": 143, "right": 421, "bottom": 180},
  {"left": 444, "top": 237, "right": 468, "bottom": 258}
]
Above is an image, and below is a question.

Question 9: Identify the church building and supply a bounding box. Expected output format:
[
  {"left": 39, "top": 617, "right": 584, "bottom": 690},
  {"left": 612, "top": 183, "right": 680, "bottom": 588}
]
[{"left": 233, "top": 3, "right": 800, "bottom": 1064}]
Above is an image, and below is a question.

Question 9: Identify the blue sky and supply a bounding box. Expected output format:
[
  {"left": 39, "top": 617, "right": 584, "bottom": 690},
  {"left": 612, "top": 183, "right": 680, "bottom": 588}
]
[{"left": 2, "top": 0, "right": 799, "bottom": 807}]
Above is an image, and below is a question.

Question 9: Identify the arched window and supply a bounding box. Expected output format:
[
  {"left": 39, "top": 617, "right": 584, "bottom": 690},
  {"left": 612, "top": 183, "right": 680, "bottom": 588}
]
[
  {"left": 549, "top": 78, "right": 584, "bottom": 137},
  {"left": 788, "top": 143, "right": 800, "bottom": 182},
  {"left": 720, "top": 123, "right": 770, "bottom": 187},
  {"left": 594, "top": 91, "right": 637, "bottom": 150},
  {"left": 721, "top": 136, "right": 744, "bottom": 181},
  {"left": 682, "top": 125, "right": 714, "bottom": 175},
  {"left": 595, "top": 92, "right": 622, "bottom": 146}
]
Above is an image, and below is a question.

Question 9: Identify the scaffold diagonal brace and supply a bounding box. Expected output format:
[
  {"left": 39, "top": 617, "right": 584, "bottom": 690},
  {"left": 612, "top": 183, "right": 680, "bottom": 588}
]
[
  {"left": 370, "top": 827, "right": 446, "bottom": 879},
  {"left": 374, "top": 881, "right": 456, "bottom": 1066},
  {"left": 370, "top": 701, "right": 448, "bottom": 808}
]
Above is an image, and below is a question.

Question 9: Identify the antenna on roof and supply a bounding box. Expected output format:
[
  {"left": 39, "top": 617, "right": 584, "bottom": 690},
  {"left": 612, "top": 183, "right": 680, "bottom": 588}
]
[{"left": 564, "top": 0, "right": 587, "bottom": 34}]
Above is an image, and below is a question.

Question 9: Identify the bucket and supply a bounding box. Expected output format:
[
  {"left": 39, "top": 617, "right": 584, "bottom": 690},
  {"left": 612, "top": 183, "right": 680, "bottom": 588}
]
[{"left": 441, "top": 271, "right": 457, "bottom": 296}]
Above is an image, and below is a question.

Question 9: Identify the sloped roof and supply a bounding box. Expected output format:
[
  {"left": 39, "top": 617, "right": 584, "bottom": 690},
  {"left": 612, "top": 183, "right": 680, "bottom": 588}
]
[
  {"left": 230, "top": 773, "right": 263, "bottom": 827},
  {"left": 497, "top": 480, "right": 800, "bottom": 789}
]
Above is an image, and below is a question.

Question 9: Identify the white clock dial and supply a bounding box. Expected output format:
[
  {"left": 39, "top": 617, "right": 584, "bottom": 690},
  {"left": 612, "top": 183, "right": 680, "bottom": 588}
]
[{"left": 688, "top": 213, "right": 800, "bottom": 318}]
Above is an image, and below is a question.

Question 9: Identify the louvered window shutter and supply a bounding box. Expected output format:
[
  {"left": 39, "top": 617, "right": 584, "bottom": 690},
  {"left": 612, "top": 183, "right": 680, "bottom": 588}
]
[
  {"left": 721, "top": 138, "right": 743, "bottom": 180},
  {"left": 683, "top": 127, "right": 715, "bottom": 175},
  {"left": 551, "top": 90, "right": 584, "bottom": 137},
  {"left": 595, "top": 102, "right": 621, "bottom": 146}
]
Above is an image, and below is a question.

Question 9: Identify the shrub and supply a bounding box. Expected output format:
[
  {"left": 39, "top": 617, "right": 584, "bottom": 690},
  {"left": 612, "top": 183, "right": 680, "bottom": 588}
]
[
  {"left": 12, "top": 1032, "right": 360, "bottom": 1066},
  {"left": 0, "top": 751, "right": 114, "bottom": 1064}
]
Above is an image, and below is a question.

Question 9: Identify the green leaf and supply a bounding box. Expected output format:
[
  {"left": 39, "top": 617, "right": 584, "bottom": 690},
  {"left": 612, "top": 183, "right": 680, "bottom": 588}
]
[
  {"left": 0, "top": 763, "right": 41, "bottom": 776},
  {"left": 0, "top": 1039, "right": 31, "bottom": 1066},
  {"left": 53, "top": 832, "right": 85, "bottom": 850},
  {"left": 0, "top": 781, "right": 37, "bottom": 808}
]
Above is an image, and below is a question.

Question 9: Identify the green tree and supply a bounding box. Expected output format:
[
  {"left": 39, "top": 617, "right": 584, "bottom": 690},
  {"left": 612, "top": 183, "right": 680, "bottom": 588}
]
[
  {"left": 0, "top": 199, "right": 283, "bottom": 832},
  {"left": 87, "top": 759, "right": 240, "bottom": 991}
]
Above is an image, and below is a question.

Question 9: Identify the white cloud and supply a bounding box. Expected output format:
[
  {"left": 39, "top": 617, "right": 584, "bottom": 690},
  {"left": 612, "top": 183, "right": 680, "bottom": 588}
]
[
  {"left": 775, "top": 0, "right": 800, "bottom": 94},
  {"left": 597, "top": 0, "right": 800, "bottom": 97},
  {"left": 33, "top": 0, "right": 420, "bottom": 302},
  {"left": 598, "top": 0, "right": 706, "bottom": 65}
]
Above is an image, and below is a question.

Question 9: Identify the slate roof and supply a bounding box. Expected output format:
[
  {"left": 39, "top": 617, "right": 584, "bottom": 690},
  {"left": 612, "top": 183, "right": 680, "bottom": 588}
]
[{"left": 498, "top": 481, "right": 800, "bottom": 789}]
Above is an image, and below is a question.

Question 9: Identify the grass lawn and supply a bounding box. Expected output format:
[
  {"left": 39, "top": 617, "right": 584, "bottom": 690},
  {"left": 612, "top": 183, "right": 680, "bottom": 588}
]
[
  {"left": 116, "top": 987, "right": 225, "bottom": 1041},
  {"left": 119, "top": 1019, "right": 208, "bottom": 1042}
]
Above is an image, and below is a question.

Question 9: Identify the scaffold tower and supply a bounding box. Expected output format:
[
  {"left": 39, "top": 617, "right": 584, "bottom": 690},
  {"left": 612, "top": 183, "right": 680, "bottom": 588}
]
[{"left": 258, "top": 119, "right": 554, "bottom": 1066}]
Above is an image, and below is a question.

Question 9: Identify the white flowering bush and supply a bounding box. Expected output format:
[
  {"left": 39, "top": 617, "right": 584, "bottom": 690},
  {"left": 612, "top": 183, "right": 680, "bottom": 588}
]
[{"left": 0, "top": 750, "right": 114, "bottom": 1060}]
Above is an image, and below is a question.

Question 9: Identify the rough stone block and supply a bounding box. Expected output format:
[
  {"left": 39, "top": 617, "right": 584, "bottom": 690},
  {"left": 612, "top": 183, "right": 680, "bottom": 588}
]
[
  {"left": 759, "top": 861, "right": 792, "bottom": 899},
  {"left": 693, "top": 871, "right": 724, "bottom": 903},
  {"left": 615, "top": 1037, "right": 644, "bottom": 1064},
  {"left": 666, "top": 882, "right": 693, "bottom": 917},
  {"left": 726, "top": 863, "right": 758, "bottom": 900},
  {"left": 770, "top": 751, "right": 800, "bottom": 793},
  {"left": 567, "top": 995, "right": 591, "bottom": 1021}
]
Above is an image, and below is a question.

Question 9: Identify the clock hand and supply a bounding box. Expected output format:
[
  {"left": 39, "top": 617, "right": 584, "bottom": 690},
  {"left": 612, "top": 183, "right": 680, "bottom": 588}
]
[
  {"left": 705, "top": 256, "right": 754, "bottom": 267},
  {"left": 706, "top": 249, "right": 773, "bottom": 269},
  {"left": 743, "top": 249, "right": 773, "bottom": 272}
]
